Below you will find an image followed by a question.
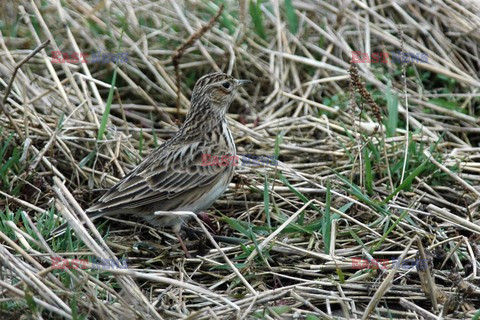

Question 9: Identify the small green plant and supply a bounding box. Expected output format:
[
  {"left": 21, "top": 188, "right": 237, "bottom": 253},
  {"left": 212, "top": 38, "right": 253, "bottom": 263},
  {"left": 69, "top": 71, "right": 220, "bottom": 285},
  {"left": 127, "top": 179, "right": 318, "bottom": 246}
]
[{"left": 249, "top": 0, "right": 266, "bottom": 40}]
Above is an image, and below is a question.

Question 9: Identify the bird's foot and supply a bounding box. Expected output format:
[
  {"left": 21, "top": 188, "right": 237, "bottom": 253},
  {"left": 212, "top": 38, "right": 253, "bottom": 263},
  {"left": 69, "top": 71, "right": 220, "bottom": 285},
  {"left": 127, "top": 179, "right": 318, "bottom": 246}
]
[{"left": 197, "top": 212, "right": 216, "bottom": 234}]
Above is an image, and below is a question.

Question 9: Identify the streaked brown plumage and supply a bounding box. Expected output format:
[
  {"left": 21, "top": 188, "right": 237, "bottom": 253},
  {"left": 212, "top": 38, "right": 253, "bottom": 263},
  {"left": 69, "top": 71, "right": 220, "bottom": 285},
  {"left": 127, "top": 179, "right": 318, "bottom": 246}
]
[{"left": 85, "top": 72, "right": 250, "bottom": 233}]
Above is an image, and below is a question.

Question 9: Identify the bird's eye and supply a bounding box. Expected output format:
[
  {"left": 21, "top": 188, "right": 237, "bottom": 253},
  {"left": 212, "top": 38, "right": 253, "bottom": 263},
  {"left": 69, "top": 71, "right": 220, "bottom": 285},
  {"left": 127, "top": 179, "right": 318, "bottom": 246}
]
[{"left": 222, "top": 81, "right": 231, "bottom": 89}]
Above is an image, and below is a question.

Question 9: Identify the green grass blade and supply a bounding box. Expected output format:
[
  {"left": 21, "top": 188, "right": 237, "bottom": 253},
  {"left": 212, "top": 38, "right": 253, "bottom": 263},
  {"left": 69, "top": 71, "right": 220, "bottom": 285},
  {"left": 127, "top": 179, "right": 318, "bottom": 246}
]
[
  {"left": 322, "top": 181, "right": 332, "bottom": 254},
  {"left": 78, "top": 150, "right": 96, "bottom": 168},
  {"left": 363, "top": 146, "right": 373, "bottom": 196},
  {"left": 97, "top": 28, "right": 125, "bottom": 141},
  {"left": 472, "top": 309, "right": 480, "bottom": 320},
  {"left": 152, "top": 127, "right": 159, "bottom": 147},
  {"left": 382, "top": 160, "right": 427, "bottom": 204},
  {"left": 348, "top": 227, "right": 364, "bottom": 247},
  {"left": 263, "top": 174, "right": 271, "bottom": 230},
  {"left": 0, "top": 133, "right": 14, "bottom": 163},
  {"left": 284, "top": 0, "right": 298, "bottom": 33},
  {"left": 335, "top": 171, "right": 389, "bottom": 216},
  {"left": 249, "top": 0, "right": 266, "bottom": 40},
  {"left": 386, "top": 80, "right": 398, "bottom": 137},
  {"left": 335, "top": 265, "right": 345, "bottom": 284},
  {"left": 274, "top": 131, "right": 284, "bottom": 162},
  {"left": 370, "top": 209, "right": 409, "bottom": 253},
  {"left": 24, "top": 287, "right": 38, "bottom": 315},
  {"left": 96, "top": 67, "right": 118, "bottom": 141},
  {"left": 139, "top": 128, "right": 144, "bottom": 158},
  {"left": 278, "top": 173, "right": 323, "bottom": 224}
]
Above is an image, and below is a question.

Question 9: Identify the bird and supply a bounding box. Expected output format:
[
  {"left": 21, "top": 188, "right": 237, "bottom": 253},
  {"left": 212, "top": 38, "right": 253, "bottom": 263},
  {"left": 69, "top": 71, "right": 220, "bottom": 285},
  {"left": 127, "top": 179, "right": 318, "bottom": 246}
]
[{"left": 54, "top": 72, "right": 250, "bottom": 253}]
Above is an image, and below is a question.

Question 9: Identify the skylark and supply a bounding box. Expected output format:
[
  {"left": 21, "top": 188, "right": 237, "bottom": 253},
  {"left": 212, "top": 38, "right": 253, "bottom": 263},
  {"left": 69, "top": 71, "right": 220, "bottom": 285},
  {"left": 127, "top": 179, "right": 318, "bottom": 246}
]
[{"left": 84, "top": 72, "right": 250, "bottom": 241}]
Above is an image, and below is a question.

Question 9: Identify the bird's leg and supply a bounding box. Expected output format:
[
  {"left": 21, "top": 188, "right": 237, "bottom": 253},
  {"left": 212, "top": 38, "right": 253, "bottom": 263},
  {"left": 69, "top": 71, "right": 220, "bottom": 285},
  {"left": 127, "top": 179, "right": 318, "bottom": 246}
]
[
  {"left": 154, "top": 211, "right": 198, "bottom": 257},
  {"left": 174, "top": 229, "right": 191, "bottom": 258}
]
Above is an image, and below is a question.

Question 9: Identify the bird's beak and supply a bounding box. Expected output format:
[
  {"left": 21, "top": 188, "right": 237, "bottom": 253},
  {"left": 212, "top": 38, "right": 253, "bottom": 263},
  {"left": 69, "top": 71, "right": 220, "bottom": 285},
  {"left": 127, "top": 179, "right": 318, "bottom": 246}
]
[{"left": 235, "top": 79, "right": 252, "bottom": 87}]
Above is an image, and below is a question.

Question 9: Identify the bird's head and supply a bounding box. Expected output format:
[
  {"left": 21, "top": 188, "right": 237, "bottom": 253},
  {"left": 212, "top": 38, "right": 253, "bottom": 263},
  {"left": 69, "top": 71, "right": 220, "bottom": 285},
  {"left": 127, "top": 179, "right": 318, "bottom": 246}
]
[{"left": 190, "top": 72, "right": 250, "bottom": 117}]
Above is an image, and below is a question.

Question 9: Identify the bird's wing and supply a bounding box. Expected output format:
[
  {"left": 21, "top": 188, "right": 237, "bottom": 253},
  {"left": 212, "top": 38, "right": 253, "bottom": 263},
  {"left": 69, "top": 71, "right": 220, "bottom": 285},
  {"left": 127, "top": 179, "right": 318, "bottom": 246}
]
[{"left": 87, "top": 140, "right": 235, "bottom": 213}]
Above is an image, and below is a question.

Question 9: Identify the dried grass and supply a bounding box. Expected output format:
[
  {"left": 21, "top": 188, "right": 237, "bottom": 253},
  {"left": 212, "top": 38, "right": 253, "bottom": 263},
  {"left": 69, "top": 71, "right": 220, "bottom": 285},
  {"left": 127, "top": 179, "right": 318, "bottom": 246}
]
[{"left": 0, "top": 0, "right": 479, "bottom": 319}]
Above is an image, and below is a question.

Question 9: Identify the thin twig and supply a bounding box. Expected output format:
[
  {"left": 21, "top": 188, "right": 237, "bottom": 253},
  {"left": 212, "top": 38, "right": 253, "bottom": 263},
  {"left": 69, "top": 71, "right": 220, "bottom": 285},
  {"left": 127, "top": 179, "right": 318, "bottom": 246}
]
[{"left": 171, "top": 4, "right": 224, "bottom": 115}]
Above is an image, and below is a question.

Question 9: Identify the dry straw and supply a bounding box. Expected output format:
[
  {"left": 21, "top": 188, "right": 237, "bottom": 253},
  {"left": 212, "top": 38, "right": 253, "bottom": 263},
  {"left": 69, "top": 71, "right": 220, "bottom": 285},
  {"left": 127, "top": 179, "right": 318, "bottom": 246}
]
[{"left": 0, "top": 0, "right": 479, "bottom": 319}]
